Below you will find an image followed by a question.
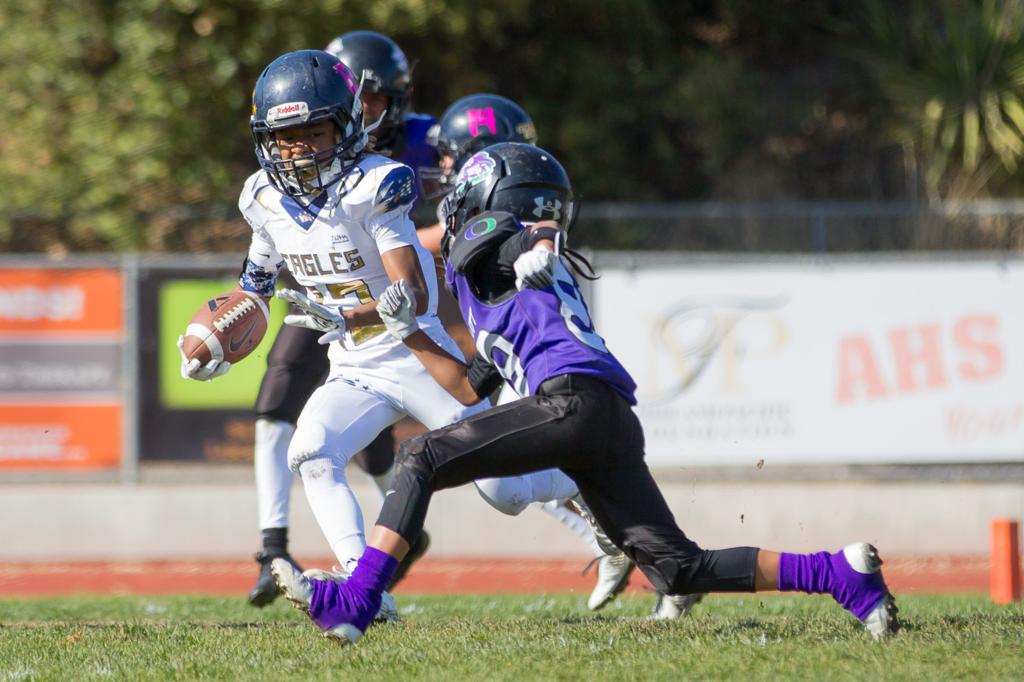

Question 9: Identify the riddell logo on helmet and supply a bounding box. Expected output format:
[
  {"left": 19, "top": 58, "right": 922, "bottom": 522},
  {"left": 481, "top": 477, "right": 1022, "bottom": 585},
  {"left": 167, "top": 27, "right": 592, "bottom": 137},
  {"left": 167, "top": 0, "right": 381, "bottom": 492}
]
[{"left": 268, "top": 101, "right": 309, "bottom": 123}]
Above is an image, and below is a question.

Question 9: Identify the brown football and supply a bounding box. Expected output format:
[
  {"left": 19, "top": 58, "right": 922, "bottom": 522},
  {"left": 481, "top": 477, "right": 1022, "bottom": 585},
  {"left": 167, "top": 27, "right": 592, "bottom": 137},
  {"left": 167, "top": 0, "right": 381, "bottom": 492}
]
[{"left": 181, "top": 290, "right": 270, "bottom": 365}]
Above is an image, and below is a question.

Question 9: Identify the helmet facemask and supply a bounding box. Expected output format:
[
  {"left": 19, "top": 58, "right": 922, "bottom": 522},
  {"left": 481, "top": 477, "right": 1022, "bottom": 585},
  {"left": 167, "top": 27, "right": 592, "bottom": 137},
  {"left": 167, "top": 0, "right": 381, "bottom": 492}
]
[
  {"left": 357, "top": 67, "right": 411, "bottom": 153},
  {"left": 254, "top": 101, "right": 366, "bottom": 204},
  {"left": 439, "top": 152, "right": 502, "bottom": 260},
  {"left": 419, "top": 135, "right": 500, "bottom": 201}
]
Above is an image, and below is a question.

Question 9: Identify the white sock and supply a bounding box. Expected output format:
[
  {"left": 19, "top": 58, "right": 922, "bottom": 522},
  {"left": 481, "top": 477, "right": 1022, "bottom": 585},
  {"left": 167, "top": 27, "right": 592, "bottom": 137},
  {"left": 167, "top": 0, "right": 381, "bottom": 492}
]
[
  {"left": 298, "top": 456, "right": 367, "bottom": 573},
  {"left": 254, "top": 418, "right": 295, "bottom": 531},
  {"left": 539, "top": 499, "right": 603, "bottom": 557}
]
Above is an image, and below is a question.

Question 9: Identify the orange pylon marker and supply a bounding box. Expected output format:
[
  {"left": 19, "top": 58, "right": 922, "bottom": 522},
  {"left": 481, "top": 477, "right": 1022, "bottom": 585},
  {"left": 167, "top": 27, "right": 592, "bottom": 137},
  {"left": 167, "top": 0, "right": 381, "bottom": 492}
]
[{"left": 990, "top": 519, "right": 1021, "bottom": 604}]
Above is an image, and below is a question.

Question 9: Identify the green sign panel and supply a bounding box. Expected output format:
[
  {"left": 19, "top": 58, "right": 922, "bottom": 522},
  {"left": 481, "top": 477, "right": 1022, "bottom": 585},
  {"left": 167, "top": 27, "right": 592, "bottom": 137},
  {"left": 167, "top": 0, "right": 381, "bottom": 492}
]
[{"left": 158, "top": 279, "right": 285, "bottom": 409}]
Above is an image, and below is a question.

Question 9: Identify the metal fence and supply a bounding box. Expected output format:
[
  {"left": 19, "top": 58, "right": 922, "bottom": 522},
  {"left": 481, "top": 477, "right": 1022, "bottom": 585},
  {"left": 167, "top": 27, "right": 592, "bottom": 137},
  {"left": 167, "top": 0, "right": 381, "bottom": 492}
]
[{"left": 574, "top": 201, "right": 1024, "bottom": 252}]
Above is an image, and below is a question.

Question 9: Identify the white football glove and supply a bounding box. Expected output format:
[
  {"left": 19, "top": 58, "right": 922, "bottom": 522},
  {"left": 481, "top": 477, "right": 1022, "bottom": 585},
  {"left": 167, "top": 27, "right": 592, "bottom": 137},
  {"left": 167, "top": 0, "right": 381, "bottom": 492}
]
[
  {"left": 276, "top": 288, "right": 346, "bottom": 345},
  {"left": 376, "top": 279, "right": 419, "bottom": 340},
  {"left": 513, "top": 245, "right": 558, "bottom": 291},
  {"left": 177, "top": 335, "right": 232, "bottom": 381}
]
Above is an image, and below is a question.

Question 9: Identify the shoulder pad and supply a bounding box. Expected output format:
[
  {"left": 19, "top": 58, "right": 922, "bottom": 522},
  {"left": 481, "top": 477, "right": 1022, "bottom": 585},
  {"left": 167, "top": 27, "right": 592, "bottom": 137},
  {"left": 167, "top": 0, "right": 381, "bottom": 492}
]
[
  {"left": 238, "top": 171, "right": 277, "bottom": 226},
  {"left": 239, "top": 171, "right": 270, "bottom": 210},
  {"left": 336, "top": 164, "right": 367, "bottom": 199},
  {"left": 449, "top": 211, "right": 523, "bottom": 273},
  {"left": 372, "top": 164, "right": 417, "bottom": 216},
  {"left": 337, "top": 154, "right": 390, "bottom": 208}
]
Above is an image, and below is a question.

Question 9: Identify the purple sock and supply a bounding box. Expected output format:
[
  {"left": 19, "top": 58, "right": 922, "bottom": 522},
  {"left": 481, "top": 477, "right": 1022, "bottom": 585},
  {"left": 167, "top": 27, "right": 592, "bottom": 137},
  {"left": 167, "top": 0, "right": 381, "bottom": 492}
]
[
  {"left": 307, "top": 547, "right": 400, "bottom": 634},
  {"left": 777, "top": 548, "right": 889, "bottom": 621},
  {"left": 348, "top": 546, "right": 400, "bottom": 595},
  {"left": 777, "top": 551, "right": 834, "bottom": 594}
]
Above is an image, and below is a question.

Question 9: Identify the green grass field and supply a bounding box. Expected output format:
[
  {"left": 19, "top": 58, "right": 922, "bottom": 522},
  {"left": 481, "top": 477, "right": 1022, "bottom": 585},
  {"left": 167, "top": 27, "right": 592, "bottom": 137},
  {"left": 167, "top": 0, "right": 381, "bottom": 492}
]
[{"left": 1, "top": 593, "right": 1021, "bottom": 680}]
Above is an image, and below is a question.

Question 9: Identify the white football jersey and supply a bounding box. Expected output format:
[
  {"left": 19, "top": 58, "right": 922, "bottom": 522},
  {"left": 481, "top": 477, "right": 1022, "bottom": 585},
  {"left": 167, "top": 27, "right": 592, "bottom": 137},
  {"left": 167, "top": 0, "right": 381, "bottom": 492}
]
[{"left": 238, "top": 153, "right": 441, "bottom": 363}]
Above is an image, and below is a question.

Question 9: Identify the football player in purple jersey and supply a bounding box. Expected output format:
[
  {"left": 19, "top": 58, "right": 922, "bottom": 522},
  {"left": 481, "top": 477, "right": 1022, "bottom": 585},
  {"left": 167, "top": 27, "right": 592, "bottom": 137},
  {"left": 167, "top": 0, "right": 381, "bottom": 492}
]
[
  {"left": 416, "top": 93, "right": 636, "bottom": 612},
  {"left": 247, "top": 31, "right": 438, "bottom": 607},
  {"left": 271, "top": 143, "right": 899, "bottom": 645}
]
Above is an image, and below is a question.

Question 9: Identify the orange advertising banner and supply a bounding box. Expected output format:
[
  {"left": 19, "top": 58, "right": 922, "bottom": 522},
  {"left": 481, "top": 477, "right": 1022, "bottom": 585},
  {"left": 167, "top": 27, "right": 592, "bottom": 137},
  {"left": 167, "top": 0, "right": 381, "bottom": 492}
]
[
  {"left": 0, "top": 404, "right": 121, "bottom": 469},
  {"left": 0, "top": 268, "right": 122, "bottom": 335}
]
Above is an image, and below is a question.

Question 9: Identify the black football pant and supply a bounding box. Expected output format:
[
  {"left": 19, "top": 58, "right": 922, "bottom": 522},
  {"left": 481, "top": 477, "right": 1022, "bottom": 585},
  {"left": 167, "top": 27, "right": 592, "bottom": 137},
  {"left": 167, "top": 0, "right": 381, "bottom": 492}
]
[
  {"left": 378, "top": 374, "right": 758, "bottom": 596},
  {"left": 254, "top": 323, "right": 395, "bottom": 476}
]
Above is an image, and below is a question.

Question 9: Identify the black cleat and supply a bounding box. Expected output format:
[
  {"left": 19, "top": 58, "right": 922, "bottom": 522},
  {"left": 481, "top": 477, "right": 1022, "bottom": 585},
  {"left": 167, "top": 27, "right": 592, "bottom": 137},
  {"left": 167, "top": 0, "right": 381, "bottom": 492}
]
[
  {"left": 387, "top": 530, "right": 430, "bottom": 591},
  {"left": 248, "top": 551, "right": 302, "bottom": 607}
]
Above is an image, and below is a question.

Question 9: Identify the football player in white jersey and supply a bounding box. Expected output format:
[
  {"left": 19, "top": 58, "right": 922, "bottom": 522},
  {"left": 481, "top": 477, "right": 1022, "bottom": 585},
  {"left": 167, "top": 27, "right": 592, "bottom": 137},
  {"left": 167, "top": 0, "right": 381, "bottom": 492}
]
[
  {"left": 179, "top": 50, "right": 485, "bottom": 612},
  {"left": 245, "top": 33, "right": 441, "bottom": 608}
]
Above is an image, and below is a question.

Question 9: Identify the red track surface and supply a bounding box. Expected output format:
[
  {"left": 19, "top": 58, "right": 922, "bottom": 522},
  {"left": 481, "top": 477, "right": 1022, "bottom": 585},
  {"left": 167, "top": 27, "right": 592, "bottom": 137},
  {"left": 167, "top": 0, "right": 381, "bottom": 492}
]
[{"left": 0, "top": 556, "right": 997, "bottom": 597}]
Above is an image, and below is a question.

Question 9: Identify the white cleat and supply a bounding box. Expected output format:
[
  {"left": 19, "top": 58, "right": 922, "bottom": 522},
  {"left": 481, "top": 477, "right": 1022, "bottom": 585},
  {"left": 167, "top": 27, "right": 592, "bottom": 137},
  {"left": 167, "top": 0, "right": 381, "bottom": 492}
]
[
  {"left": 586, "top": 553, "right": 636, "bottom": 611},
  {"left": 301, "top": 566, "right": 399, "bottom": 624},
  {"left": 271, "top": 560, "right": 368, "bottom": 645},
  {"left": 837, "top": 542, "right": 900, "bottom": 641},
  {"left": 378, "top": 591, "right": 399, "bottom": 623},
  {"left": 862, "top": 594, "right": 899, "bottom": 641},
  {"left": 271, "top": 557, "right": 313, "bottom": 614},
  {"left": 568, "top": 495, "right": 619, "bottom": 556},
  {"left": 650, "top": 592, "right": 704, "bottom": 620}
]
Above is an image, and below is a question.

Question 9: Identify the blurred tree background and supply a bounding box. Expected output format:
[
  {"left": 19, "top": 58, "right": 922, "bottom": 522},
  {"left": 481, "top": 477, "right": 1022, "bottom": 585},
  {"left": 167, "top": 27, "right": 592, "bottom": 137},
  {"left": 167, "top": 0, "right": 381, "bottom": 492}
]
[{"left": 3, "top": 0, "right": 1024, "bottom": 254}]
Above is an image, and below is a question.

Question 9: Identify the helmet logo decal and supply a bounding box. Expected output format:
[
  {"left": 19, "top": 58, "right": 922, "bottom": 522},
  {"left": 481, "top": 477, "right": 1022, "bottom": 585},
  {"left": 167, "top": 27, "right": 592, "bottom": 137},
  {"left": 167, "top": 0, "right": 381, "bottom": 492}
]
[
  {"left": 532, "top": 197, "right": 562, "bottom": 220},
  {"left": 454, "top": 152, "right": 496, "bottom": 192},
  {"left": 467, "top": 107, "right": 497, "bottom": 136},
  {"left": 464, "top": 217, "right": 498, "bottom": 240},
  {"left": 267, "top": 101, "right": 309, "bottom": 125},
  {"left": 333, "top": 62, "right": 358, "bottom": 95}
]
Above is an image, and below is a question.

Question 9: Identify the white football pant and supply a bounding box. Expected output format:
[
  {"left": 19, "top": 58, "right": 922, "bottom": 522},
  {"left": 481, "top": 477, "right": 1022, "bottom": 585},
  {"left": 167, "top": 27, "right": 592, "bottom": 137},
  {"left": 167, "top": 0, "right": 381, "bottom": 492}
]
[
  {"left": 290, "top": 335, "right": 485, "bottom": 573},
  {"left": 473, "top": 384, "right": 603, "bottom": 557},
  {"left": 254, "top": 418, "right": 295, "bottom": 531}
]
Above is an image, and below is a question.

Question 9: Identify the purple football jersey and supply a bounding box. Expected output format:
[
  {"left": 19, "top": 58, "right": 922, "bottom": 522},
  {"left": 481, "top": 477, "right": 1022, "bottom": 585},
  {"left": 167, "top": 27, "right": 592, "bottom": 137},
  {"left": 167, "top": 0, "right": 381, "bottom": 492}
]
[{"left": 446, "top": 260, "right": 637, "bottom": 404}]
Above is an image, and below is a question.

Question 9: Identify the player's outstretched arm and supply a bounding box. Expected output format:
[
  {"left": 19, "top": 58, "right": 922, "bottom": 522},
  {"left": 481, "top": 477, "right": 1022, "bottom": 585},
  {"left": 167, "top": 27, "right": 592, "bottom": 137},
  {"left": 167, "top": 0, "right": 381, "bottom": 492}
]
[
  {"left": 402, "top": 332, "right": 482, "bottom": 405},
  {"left": 377, "top": 280, "right": 482, "bottom": 405}
]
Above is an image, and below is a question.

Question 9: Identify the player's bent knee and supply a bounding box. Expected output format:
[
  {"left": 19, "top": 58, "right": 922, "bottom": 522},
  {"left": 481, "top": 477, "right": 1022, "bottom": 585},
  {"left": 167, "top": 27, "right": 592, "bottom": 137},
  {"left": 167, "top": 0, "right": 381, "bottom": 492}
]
[
  {"left": 474, "top": 477, "right": 530, "bottom": 516},
  {"left": 394, "top": 434, "right": 427, "bottom": 468},
  {"left": 393, "top": 436, "right": 438, "bottom": 485},
  {"left": 288, "top": 447, "right": 320, "bottom": 473},
  {"left": 287, "top": 438, "right": 341, "bottom": 473}
]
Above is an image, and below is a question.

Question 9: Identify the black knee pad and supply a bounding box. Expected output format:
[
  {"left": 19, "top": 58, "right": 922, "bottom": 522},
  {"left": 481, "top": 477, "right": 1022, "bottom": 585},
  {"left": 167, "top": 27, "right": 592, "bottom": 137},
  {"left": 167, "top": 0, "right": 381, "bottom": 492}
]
[
  {"left": 376, "top": 437, "right": 436, "bottom": 540},
  {"left": 625, "top": 543, "right": 701, "bottom": 595},
  {"left": 394, "top": 434, "right": 428, "bottom": 470}
]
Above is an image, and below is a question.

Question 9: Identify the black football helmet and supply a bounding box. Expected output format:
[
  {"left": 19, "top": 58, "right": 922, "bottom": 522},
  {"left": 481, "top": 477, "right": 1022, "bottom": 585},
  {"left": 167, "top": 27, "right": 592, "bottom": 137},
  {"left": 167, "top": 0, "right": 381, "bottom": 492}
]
[
  {"left": 325, "top": 31, "right": 411, "bottom": 153},
  {"left": 251, "top": 50, "right": 365, "bottom": 202},
  {"left": 420, "top": 94, "right": 538, "bottom": 199},
  {"left": 439, "top": 142, "right": 575, "bottom": 260}
]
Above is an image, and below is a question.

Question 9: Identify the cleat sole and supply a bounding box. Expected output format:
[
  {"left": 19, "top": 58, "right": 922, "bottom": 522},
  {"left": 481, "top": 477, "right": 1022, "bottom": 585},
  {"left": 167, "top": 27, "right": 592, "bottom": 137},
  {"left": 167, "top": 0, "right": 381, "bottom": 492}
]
[
  {"left": 270, "top": 559, "right": 312, "bottom": 616},
  {"left": 323, "top": 623, "right": 364, "bottom": 645}
]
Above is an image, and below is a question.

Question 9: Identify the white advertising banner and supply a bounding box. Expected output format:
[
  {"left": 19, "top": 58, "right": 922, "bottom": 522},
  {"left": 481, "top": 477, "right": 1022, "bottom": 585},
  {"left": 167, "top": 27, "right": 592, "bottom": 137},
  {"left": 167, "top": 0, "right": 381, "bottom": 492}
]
[{"left": 593, "top": 258, "right": 1024, "bottom": 465}]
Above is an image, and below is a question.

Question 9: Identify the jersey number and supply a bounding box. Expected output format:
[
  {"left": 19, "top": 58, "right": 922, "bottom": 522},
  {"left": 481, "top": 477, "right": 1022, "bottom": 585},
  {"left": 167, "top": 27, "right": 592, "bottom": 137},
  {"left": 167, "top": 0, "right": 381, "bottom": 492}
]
[
  {"left": 473, "top": 265, "right": 608, "bottom": 396},
  {"left": 310, "top": 279, "right": 386, "bottom": 345},
  {"left": 475, "top": 329, "right": 529, "bottom": 396},
  {"left": 551, "top": 263, "right": 608, "bottom": 353}
]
